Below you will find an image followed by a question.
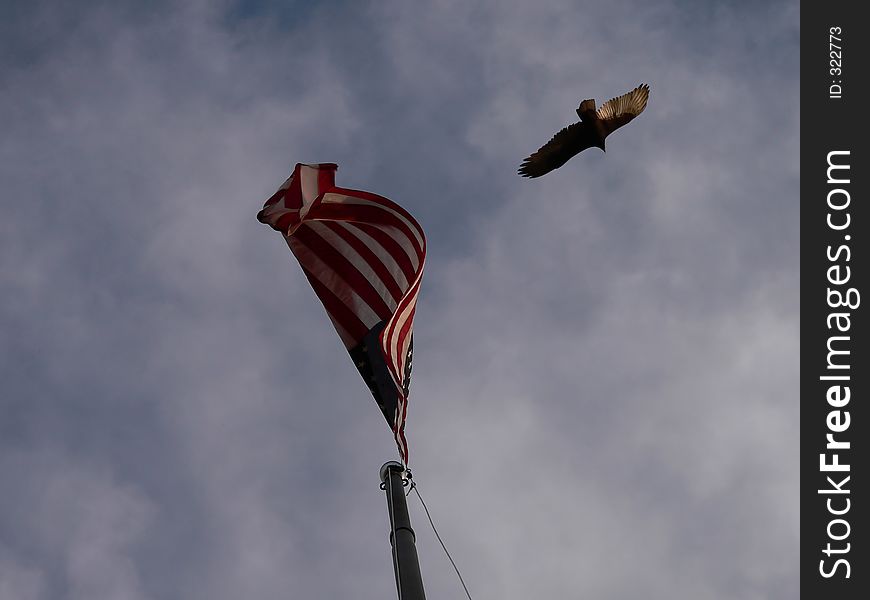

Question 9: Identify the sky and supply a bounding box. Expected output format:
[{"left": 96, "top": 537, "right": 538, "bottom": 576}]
[{"left": 1, "top": 1, "right": 799, "bottom": 599}]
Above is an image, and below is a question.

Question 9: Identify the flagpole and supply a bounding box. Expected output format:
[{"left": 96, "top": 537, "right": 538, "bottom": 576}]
[{"left": 380, "top": 461, "right": 426, "bottom": 600}]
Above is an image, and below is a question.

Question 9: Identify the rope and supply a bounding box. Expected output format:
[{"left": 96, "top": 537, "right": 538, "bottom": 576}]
[{"left": 406, "top": 472, "right": 474, "bottom": 600}]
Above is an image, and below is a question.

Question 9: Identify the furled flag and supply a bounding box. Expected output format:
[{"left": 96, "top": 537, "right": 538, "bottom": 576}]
[{"left": 257, "top": 163, "right": 426, "bottom": 464}]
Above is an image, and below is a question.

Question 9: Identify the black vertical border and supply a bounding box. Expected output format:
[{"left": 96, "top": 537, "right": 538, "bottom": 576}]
[{"left": 801, "top": 2, "right": 868, "bottom": 597}]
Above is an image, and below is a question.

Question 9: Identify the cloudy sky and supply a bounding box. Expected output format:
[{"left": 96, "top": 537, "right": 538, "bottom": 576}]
[{"left": 1, "top": 1, "right": 799, "bottom": 599}]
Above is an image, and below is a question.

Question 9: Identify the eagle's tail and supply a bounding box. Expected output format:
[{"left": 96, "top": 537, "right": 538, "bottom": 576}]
[{"left": 576, "top": 99, "right": 596, "bottom": 119}]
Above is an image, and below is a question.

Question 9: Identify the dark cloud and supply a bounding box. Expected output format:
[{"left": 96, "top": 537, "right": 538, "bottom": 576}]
[{"left": 1, "top": 1, "right": 798, "bottom": 599}]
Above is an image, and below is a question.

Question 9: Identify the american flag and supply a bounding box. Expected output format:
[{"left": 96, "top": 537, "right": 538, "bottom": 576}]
[{"left": 258, "top": 163, "right": 425, "bottom": 464}]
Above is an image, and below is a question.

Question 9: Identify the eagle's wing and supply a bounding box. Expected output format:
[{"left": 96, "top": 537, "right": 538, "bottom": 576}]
[
  {"left": 596, "top": 84, "right": 649, "bottom": 136},
  {"left": 518, "top": 121, "right": 597, "bottom": 178}
]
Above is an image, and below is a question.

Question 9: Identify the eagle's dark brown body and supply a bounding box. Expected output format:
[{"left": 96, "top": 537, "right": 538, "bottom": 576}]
[{"left": 518, "top": 84, "right": 650, "bottom": 178}]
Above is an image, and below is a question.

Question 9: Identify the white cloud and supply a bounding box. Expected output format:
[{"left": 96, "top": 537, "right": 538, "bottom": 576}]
[{"left": 2, "top": 1, "right": 798, "bottom": 599}]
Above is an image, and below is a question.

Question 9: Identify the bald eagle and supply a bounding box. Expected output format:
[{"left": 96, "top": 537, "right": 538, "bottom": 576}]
[{"left": 518, "top": 84, "right": 650, "bottom": 178}]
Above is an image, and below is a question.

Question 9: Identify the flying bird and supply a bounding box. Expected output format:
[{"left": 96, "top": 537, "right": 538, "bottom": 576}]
[{"left": 518, "top": 83, "right": 650, "bottom": 178}]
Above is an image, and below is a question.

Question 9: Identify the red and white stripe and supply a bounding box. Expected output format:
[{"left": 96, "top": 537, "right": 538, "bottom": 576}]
[{"left": 259, "top": 163, "right": 426, "bottom": 462}]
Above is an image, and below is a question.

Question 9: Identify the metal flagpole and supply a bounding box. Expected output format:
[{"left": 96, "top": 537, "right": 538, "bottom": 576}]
[{"left": 380, "top": 461, "right": 426, "bottom": 600}]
